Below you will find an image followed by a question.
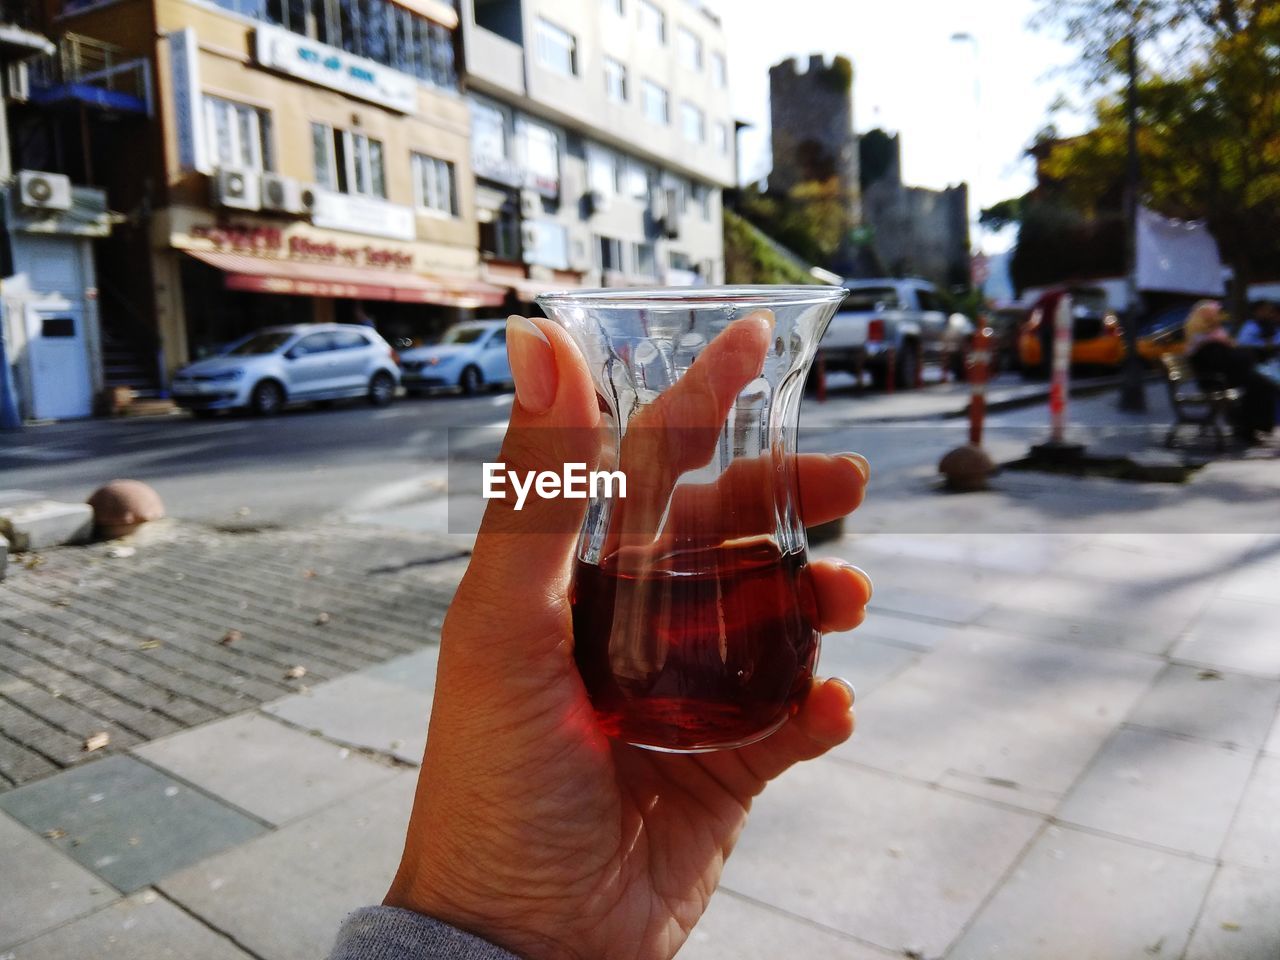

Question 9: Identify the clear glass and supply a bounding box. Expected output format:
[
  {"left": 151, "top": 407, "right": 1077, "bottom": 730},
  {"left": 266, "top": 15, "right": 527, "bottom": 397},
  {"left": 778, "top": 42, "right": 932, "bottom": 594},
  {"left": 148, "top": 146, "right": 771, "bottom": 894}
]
[{"left": 537, "top": 285, "right": 846, "bottom": 752}]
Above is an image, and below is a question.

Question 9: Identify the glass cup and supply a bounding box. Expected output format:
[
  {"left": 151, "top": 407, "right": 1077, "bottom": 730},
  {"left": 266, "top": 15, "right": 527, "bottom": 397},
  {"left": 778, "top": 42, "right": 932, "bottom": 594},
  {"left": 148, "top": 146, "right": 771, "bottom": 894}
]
[{"left": 537, "top": 286, "right": 847, "bottom": 752}]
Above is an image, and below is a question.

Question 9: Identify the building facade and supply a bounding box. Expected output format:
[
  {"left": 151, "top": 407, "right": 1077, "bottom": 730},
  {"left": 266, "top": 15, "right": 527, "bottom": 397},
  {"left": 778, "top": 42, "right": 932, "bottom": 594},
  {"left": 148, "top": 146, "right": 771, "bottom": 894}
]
[
  {"left": 459, "top": 0, "right": 733, "bottom": 294},
  {"left": 16, "top": 0, "right": 500, "bottom": 391}
]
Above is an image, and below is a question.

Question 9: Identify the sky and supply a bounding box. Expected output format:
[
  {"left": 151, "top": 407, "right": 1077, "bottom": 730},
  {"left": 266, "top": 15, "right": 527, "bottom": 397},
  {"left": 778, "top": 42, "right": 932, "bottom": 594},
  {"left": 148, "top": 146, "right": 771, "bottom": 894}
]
[{"left": 719, "top": 0, "right": 1092, "bottom": 252}]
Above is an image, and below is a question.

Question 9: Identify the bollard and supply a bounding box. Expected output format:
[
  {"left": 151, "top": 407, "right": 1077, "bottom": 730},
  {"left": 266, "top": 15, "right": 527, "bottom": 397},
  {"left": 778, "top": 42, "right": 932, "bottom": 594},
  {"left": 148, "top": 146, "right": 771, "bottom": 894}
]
[
  {"left": 968, "top": 324, "right": 994, "bottom": 446},
  {"left": 1049, "top": 293, "right": 1072, "bottom": 445}
]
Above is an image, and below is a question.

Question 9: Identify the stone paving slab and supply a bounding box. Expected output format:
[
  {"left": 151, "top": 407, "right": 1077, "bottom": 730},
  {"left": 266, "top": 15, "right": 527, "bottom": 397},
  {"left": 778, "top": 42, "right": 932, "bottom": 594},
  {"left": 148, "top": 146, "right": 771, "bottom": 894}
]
[
  {"left": 1056, "top": 726, "right": 1257, "bottom": 859},
  {"left": 359, "top": 645, "right": 440, "bottom": 692},
  {"left": 1183, "top": 864, "right": 1280, "bottom": 960},
  {"left": 815, "top": 633, "right": 921, "bottom": 699},
  {"left": 1267, "top": 713, "right": 1280, "bottom": 756},
  {"left": 0, "top": 755, "right": 267, "bottom": 894},
  {"left": 7, "top": 889, "right": 254, "bottom": 959},
  {"left": 134, "top": 712, "right": 402, "bottom": 827},
  {"left": 160, "top": 771, "right": 417, "bottom": 960},
  {"left": 678, "top": 890, "right": 895, "bottom": 960},
  {"left": 843, "top": 610, "right": 962, "bottom": 652},
  {"left": 1171, "top": 596, "right": 1280, "bottom": 679},
  {"left": 1125, "top": 663, "right": 1280, "bottom": 750},
  {"left": 0, "top": 809, "right": 115, "bottom": 951},
  {"left": 264, "top": 673, "right": 432, "bottom": 765},
  {"left": 948, "top": 825, "right": 1215, "bottom": 960},
  {"left": 1219, "top": 754, "right": 1280, "bottom": 870},
  {"left": 719, "top": 758, "right": 1041, "bottom": 958},
  {"left": 0, "top": 522, "right": 463, "bottom": 792}
]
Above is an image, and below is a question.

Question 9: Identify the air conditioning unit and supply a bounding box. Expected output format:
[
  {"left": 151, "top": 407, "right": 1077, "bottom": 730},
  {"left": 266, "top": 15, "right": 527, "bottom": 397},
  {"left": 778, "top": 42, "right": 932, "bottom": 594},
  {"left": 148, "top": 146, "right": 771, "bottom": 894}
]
[
  {"left": 568, "top": 232, "right": 592, "bottom": 272},
  {"left": 583, "top": 189, "right": 610, "bottom": 216},
  {"left": 211, "top": 168, "right": 262, "bottom": 211},
  {"left": 261, "top": 173, "right": 303, "bottom": 214},
  {"left": 663, "top": 187, "right": 682, "bottom": 239},
  {"left": 520, "top": 221, "right": 541, "bottom": 263},
  {"left": 17, "top": 170, "right": 73, "bottom": 212},
  {"left": 519, "top": 189, "right": 543, "bottom": 220},
  {"left": 299, "top": 184, "right": 322, "bottom": 214}
]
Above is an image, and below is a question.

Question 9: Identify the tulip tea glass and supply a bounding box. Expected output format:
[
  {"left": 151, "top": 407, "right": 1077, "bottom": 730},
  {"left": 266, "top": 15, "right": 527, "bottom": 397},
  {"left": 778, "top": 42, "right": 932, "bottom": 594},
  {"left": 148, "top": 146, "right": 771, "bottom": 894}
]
[{"left": 537, "top": 286, "right": 847, "bottom": 752}]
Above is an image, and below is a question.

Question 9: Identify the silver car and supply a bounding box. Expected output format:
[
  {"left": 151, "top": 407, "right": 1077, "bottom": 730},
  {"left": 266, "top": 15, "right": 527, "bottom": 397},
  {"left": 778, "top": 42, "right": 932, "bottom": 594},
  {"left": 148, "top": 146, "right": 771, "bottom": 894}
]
[
  {"left": 171, "top": 324, "right": 401, "bottom": 416},
  {"left": 398, "top": 319, "right": 513, "bottom": 396}
]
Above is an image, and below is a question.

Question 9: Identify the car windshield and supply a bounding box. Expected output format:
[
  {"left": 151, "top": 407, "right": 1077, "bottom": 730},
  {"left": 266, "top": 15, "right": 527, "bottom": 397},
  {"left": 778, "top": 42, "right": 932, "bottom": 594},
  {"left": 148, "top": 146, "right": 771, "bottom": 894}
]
[
  {"left": 1142, "top": 309, "right": 1190, "bottom": 335},
  {"left": 439, "top": 326, "right": 490, "bottom": 345},
  {"left": 225, "top": 331, "right": 294, "bottom": 356},
  {"left": 843, "top": 288, "right": 900, "bottom": 311}
]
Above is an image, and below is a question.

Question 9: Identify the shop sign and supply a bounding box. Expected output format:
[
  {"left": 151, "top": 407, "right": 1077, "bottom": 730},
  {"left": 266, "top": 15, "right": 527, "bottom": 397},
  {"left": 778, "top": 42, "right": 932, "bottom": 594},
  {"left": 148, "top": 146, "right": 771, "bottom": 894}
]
[
  {"left": 189, "top": 221, "right": 415, "bottom": 269},
  {"left": 310, "top": 191, "right": 415, "bottom": 242},
  {"left": 253, "top": 24, "right": 417, "bottom": 114},
  {"left": 169, "top": 28, "right": 210, "bottom": 174}
]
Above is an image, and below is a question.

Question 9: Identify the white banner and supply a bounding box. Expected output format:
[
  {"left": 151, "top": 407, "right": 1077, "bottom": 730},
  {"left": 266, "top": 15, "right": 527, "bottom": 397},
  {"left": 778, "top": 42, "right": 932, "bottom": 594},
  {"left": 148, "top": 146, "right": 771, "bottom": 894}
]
[
  {"left": 1136, "top": 206, "right": 1226, "bottom": 296},
  {"left": 169, "top": 29, "right": 210, "bottom": 174},
  {"left": 253, "top": 24, "right": 417, "bottom": 114},
  {"left": 310, "top": 190, "right": 415, "bottom": 242}
]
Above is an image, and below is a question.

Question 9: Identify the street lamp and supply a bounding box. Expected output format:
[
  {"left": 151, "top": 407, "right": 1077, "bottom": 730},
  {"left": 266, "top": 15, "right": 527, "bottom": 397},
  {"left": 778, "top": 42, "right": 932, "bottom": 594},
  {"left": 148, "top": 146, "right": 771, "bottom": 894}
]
[{"left": 950, "top": 31, "right": 983, "bottom": 255}]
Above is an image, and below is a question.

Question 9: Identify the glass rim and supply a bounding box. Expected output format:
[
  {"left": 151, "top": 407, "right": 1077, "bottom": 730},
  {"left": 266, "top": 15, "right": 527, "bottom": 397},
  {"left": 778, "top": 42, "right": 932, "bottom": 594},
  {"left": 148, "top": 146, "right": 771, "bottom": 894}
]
[{"left": 536, "top": 285, "right": 848, "bottom": 311}]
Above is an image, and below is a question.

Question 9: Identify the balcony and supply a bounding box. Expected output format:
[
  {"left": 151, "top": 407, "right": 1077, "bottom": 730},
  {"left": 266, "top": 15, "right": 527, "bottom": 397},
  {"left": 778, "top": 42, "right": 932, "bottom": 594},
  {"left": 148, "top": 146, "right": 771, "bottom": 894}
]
[
  {"left": 465, "top": 0, "right": 525, "bottom": 96},
  {"left": 28, "top": 32, "right": 152, "bottom": 114}
]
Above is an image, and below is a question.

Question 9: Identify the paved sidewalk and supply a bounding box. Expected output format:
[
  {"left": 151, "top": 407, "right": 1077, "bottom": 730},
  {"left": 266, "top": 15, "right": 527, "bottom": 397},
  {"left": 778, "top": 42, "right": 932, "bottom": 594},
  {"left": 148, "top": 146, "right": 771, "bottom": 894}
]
[{"left": 2, "top": 523, "right": 1279, "bottom": 959}]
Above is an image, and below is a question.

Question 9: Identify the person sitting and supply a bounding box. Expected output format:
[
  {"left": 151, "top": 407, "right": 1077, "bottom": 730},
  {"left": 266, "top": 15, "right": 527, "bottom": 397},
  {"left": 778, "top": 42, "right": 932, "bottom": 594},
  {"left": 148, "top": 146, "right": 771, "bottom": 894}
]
[
  {"left": 1185, "top": 300, "right": 1277, "bottom": 445},
  {"left": 1236, "top": 300, "right": 1280, "bottom": 360}
]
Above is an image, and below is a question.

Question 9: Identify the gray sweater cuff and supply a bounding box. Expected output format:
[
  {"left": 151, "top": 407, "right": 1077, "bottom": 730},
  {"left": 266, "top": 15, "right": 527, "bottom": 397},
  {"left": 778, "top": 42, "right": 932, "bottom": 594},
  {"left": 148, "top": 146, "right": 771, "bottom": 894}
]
[{"left": 329, "top": 906, "right": 523, "bottom": 960}]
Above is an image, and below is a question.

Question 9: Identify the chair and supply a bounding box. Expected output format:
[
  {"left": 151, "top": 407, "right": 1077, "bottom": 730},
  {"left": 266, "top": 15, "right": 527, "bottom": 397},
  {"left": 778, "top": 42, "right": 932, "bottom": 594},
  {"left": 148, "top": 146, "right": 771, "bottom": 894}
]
[{"left": 1161, "top": 353, "right": 1240, "bottom": 451}]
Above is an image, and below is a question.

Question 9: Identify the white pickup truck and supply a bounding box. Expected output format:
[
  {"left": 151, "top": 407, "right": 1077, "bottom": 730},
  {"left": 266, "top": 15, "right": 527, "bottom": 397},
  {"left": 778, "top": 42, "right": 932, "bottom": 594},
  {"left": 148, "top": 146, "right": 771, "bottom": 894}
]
[{"left": 819, "top": 279, "right": 974, "bottom": 389}]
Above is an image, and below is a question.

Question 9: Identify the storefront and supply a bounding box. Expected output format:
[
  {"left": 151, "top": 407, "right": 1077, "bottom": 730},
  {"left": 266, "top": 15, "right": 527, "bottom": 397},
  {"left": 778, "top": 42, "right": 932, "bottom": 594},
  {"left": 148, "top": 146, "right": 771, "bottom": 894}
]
[{"left": 158, "top": 207, "right": 505, "bottom": 361}]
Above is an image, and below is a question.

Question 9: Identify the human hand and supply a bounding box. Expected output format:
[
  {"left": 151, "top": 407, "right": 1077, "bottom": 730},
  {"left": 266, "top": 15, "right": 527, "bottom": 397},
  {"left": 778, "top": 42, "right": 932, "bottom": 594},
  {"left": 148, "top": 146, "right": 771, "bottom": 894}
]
[{"left": 385, "top": 313, "right": 871, "bottom": 960}]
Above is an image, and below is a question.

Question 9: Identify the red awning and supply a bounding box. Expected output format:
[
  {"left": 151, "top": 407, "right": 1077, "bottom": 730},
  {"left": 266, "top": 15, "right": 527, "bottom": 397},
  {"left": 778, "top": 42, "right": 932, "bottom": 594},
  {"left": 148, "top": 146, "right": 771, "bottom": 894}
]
[
  {"left": 481, "top": 266, "right": 580, "bottom": 303},
  {"left": 185, "top": 249, "right": 506, "bottom": 308}
]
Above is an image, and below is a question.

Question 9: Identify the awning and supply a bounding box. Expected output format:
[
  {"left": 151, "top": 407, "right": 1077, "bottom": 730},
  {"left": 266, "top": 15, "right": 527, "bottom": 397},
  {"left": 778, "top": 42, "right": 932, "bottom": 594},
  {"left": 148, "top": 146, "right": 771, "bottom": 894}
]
[
  {"left": 481, "top": 266, "right": 580, "bottom": 303},
  {"left": 185, "top": 249, "right": 506, "bottom": 308}
]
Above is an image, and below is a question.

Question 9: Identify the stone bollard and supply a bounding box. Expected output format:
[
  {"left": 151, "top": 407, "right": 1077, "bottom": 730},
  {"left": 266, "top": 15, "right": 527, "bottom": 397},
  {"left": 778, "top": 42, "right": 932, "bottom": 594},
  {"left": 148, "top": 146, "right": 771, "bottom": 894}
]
[{"left": 87, "top": 480, "right": 166, "bottom": 540}]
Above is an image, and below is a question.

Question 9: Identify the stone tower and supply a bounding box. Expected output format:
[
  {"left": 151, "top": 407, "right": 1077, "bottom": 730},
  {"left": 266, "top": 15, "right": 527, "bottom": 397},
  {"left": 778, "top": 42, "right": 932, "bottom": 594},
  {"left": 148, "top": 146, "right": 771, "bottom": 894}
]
[{"left": 767, "top": 54, "right": 861, "bottom": 226}]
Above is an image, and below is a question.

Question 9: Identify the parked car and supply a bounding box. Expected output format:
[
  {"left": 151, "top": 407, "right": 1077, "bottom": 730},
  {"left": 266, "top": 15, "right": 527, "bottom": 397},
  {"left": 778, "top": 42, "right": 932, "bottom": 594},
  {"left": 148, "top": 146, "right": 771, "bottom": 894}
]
[
  {"left": 1018, "top": 287, "right": 1125, "bottom": 377},
  {"left": 987, "top": 301, "right": 1030, "bottom": 372},
  {"left": 398, "top": 319, "right": 513, "bottom": 396},
  {"left": 820, "top": 279, "right": 974, "bottom": 389},
  {"left": 171, "top": 324, "right": 400, "bottom": 416}
]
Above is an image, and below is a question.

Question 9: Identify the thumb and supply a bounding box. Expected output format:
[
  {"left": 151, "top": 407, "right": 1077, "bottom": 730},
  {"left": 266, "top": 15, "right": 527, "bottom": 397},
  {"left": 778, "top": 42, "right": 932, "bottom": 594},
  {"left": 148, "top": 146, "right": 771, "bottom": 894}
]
[{"left": 448, "top": 315, "right": 600, "bottom": 642}]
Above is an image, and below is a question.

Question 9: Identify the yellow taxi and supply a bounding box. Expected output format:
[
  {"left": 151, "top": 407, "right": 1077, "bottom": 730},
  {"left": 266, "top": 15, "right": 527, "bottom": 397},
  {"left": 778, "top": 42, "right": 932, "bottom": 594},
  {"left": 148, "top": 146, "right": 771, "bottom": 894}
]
[
  {"left": 1018, "top": 288, "right": 1125, "bottom": 375},
  {"left": 1135, "top": 305, "right": 1193, "bottom": 364}
]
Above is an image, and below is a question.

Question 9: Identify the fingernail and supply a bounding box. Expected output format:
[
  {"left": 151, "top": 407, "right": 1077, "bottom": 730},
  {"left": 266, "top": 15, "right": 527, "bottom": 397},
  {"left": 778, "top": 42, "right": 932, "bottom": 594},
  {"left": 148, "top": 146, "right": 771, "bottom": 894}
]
[
  {"left": 830, "top": 677, "right": 856, "bottom": 706},
  {"left": 840, "top": 453, "right": 871, "bottom": 485},
  {"left": 838, "top": 561, "right": 874, "bottom": 601},
  {"left": 507, "top": 316, "right": 557, "bottom": 415}
]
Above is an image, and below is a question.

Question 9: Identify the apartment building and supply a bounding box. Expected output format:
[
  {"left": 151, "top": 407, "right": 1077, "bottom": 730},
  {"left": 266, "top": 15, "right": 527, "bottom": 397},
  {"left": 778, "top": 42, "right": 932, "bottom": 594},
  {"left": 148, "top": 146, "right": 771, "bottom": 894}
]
[
  {"left": 15, "top": 0, "right": 500, "bottom": 387},
  {"left": 458, "top": 0, "right": 734, "bottom": 296}
]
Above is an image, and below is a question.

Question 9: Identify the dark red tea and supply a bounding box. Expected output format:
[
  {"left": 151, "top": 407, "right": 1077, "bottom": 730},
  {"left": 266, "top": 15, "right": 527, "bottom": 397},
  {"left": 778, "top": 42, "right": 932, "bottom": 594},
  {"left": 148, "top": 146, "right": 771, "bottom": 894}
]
[{"left": 570, "top": 539, "right": 821, "bottom": 751}]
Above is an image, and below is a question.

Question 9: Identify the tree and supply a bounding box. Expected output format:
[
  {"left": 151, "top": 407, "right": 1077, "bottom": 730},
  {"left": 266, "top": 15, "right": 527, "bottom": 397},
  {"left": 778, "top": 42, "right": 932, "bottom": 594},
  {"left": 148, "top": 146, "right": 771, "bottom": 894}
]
[{"left": 736, "top": 178, "right": 856, "bottom": 271}]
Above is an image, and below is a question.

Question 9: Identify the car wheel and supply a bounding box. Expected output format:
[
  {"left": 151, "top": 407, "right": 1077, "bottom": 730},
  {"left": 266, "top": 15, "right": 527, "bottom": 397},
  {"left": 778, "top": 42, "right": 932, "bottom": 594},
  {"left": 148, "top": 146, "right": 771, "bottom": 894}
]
[
  {"left": 250, "top": 380, "right": 285, "bottom": 416},
  {"left": 896, "top": 345, "right": 920, "bottom": 391},
  {"left": 459, "top": 365, "right": 483, "bottom": 396},
  {"left": 368, "top": 370, "right": 396, "bottom": 407}
]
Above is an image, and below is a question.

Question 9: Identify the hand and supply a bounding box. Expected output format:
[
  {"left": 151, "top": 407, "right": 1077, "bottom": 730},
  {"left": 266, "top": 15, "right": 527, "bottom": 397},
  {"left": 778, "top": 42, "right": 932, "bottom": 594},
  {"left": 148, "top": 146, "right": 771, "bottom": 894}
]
[{"left": 385, "top": 313, "right": 872, "bottom": 960}]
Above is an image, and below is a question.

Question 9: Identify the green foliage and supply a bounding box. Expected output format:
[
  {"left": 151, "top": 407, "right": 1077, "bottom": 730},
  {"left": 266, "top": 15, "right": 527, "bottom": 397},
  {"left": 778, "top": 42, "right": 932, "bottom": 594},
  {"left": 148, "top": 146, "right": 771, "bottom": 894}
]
[
  {"left": 979, "top": 197, "right": 1025, "bottom": 231},
  {"left": 722, "top": 210, "right": 820, "bottom": 286},
  {"left": 736, "top": 178, "right": 855, "bottom": 269}
]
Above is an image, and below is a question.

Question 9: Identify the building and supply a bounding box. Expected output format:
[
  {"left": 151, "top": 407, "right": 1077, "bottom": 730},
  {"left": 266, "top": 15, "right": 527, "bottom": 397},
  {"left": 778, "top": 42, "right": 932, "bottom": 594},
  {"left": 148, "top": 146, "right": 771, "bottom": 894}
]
[
  {"left": 2, "top": 21, "right": 115, "bottom": 423},
  {"left": 14, "top": 0, "right": 502, "bottom": 396},
  {"left": 860, "top": 130, "right": 970, "bottom": 288},
  {"left": 458, "top": 0, "right": 734, "bottom": 296}
]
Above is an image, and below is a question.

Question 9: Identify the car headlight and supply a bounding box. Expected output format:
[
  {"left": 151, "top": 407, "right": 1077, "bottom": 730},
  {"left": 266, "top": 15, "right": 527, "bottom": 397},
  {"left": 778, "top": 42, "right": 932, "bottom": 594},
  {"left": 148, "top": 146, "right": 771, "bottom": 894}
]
[{"left": 210, "top": 369, "right": 244, "bottom": 381}]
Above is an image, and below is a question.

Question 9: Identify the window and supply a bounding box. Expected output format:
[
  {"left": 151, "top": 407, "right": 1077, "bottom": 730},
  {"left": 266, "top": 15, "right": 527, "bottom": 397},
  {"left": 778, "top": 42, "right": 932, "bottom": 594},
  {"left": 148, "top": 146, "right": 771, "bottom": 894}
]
[
  {"left": 598, "top": 235, "right": 624, "bottom": 272},
  {"left": 680, "top": 101, "right": 704, "bottom": 143},
  {"left": 479, "top": 203, "right": 520, "bottom": 261},
  {"left": 587, "top": 146, "right": 620, "bottom": 196},
  {"left": 713, "top": 121, "right": 729, "bottom": 155},
  {"left": 472, "top": 99, "right": 512, "bottom": 168},
  {"left": 291, "top": 332, "right": 334, "bottom": 356},
  {"left": 711, "top": 51, "right": 726, "bottom": 88},
  {"left": 412, "top": 152, "right": 458, "bottom": 215},
  {"left": 670, "top": 250, "right": 693, "bottom": 272},
  {"left": 638, "top": 0, "right": 665, "bottom": 44},
  {"left": 604, "top": 57, "right": 628, "bottom": 103},
  {"left": 332, "top": 329, "right": 371, "bottom": 350},
  {"left": 623, "top": 159, "right": 650, "bottom": 200},
  {"left": 633, "top": 241, "right": 656, "bottom": 277},
  {"left": 535, "top": 17, "right": 577, "bottom": 76},
  {"left": 204, "top": 96, "right": 272, "bottom": 172},
  {"left": 692, "top": 182, "right": 712, "bottom": 220},
  {"left": 518, "top": 119, "right": 560, "bottom": 187},
  {"left": 526, "top": 220, "right": 569, "bottom": 269},
  {"left": 312, "top": 123, "right": 386, "bottom": 198},
  {"left": 641, "top": 80, "right": 669, "bottom": 125},
  {"left": 676, "top": 26, "right": 702, "bottom": 71},
  {"left": 602, "top": 0, "right": 624, "bottom": 14}
]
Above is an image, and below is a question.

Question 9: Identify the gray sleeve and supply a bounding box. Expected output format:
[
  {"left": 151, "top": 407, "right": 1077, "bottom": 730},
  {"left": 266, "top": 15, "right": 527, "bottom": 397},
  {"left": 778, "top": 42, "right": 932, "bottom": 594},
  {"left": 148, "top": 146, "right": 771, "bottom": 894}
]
[{"left": 328, "top": 906, "right": 523, "bottom": 960}]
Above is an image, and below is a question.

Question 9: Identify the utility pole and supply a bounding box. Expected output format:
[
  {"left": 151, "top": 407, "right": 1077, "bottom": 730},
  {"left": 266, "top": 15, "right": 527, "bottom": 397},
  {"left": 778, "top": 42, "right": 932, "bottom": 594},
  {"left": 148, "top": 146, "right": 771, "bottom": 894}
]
[{"left": 1118, "top": 31, "right": 1147, "bottom": 412}]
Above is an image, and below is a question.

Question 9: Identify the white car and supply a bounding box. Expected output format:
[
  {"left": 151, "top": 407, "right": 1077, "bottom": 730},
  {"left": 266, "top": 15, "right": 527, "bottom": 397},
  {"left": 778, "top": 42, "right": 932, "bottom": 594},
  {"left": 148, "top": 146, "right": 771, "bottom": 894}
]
[
  {"left": 398, "top": 319, "right": 513, "bottom": 395},
  {"left": 171, "top": 324, "right": 401, "bottom": 416}
]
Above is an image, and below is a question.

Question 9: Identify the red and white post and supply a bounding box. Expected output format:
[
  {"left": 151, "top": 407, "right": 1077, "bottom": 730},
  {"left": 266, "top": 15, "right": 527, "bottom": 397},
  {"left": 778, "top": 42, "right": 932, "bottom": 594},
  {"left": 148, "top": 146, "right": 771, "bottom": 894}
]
[
  {"left": 1048, "top": 293, "right": 1073, "bottom": 445},
  {"left": 967, "top": 323, "right": 994, "bottom": 447}
]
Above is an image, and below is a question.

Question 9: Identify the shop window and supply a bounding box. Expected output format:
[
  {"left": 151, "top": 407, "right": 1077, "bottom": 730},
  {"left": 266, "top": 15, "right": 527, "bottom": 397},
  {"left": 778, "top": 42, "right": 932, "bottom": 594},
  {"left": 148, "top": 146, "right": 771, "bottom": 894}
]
[
  {"left": 205, "top": 96, "right": 272, "bottom": 172},
  {"left": 604, "top": 57, "right": 628, "bottom": 103},
  {"left": 641, "top": 80, "right": 668, "bottom": 125},
  {"left": 312, "top": 123, "right": 386, "bottom": 198},
  {"left": 412, "top": 153, "right": 458, "bottom": 216},
  {"left": 535, "top": 17, "right": 577, "bottom": 76}
]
